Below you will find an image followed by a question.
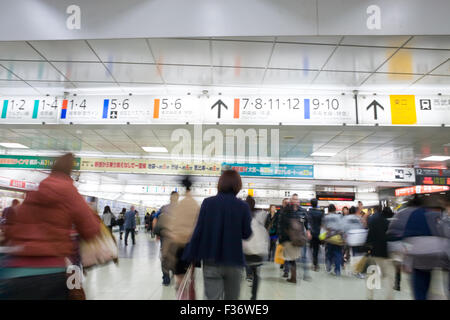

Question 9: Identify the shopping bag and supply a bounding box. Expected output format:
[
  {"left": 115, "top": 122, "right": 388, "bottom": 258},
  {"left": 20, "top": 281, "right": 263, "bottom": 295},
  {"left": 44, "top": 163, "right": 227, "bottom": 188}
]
[
  {"left": 274, "top": 244, "right": 285, "bottom": 265},
  {"left": 176, "top": 265, "right": 196, "bottom": 300},
  {"left": 80, "top": 223, "right": 118, "bottom": 268}
]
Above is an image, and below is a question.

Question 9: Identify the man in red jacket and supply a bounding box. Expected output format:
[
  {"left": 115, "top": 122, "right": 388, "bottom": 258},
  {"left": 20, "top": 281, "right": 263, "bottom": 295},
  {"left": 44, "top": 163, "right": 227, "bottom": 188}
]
[{"left": 0, "top": 153, "right": 101, "bottom": 300}]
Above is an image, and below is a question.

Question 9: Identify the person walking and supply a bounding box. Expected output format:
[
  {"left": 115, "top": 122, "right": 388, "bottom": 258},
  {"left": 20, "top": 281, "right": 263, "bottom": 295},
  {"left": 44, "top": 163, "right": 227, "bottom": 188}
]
[
  {"left": 323, "top": 204, "right": 344, "bottom": 276},
  {"left": 117, "top": 208, "right": 126, "bottom": 240},
  {"left": 102, "top": 206, "right": 115, "bottom": 233},
  {"left": 182, "top": 170, "right": 252, "bottom": 300},
  {"left": 124, "top": 206, "right": 136, "bottom": 246},
  {"left": 277, "top": 198, "right": 289, "bottom": 270},
  {"left": 0, "top": 199, "right": 20, "bottom": 225},
  {"left": 162, "top": 177, "right": 200, "bottom": 291},
  {"left": 366, "top": 206, "right": 395, "bottom": 300},
  {"left": 154, "top": 191, "right": 179, "bottom": 286},
  {"left": 243, "top": 195, "right": 268, "bottom": 300},
  {"left": 0, "top": 153, "right": 101, "bottom": 300},
  {"left": 278, "top": 193, "right": 311, "bottom": 284},
  {"left": 308, "top": 198, "right": 324, "bottom": 272},
  {"left": 265, "top": 205, "right": 279, "bottom": 262}
]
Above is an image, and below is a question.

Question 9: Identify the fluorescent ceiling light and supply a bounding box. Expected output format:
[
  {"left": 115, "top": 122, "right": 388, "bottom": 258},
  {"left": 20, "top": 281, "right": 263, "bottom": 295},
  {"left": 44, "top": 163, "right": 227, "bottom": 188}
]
[
  {"left": 311, "top": 152, "right": 337, "bottom": 157},
  {"left": 142, "top": 146, "right": 168, "bottom": 153},
  {"left": 0, "top": 143, "right": 29, "bottom": 149},
  {"left": 421, "top": 156, "right": 450, "bottom": 161}
]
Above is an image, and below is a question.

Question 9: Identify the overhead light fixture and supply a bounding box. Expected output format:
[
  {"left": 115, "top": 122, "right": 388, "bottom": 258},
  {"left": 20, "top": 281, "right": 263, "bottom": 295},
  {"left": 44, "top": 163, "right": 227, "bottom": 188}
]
[
  {"left": 421, "top": 156, "right": 450, "bottom": 161},
  {"left": 311, "top": 152, "right": 337, "bottom": 157},
  {"left": 142, "top": 146, "right": 168, "bottom": 153},
  {"left": 0, "top": 143, "right": 29, "bottom": 149}
]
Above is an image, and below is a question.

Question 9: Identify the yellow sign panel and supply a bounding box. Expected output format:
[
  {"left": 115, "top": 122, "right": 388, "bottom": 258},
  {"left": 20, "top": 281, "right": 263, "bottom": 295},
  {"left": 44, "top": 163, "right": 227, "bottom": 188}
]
[
  {"left": 248, "top": 189, "right": 254, "bottom": 197},
  {"left": 390, "top": 95, "right": 417, "bottom": 125},
  {"left": 80, "top": 158, "right": 222, "bottom": 176}
]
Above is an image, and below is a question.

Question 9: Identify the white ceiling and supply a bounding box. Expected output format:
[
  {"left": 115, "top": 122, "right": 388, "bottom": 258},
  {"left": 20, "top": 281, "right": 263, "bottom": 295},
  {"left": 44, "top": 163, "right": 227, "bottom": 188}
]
[
  {"left": 0, "top": 35, "right": 448, "bottom": 96},
  {"left": 0, "top": 124, "right": 448, "bottom": 168}
]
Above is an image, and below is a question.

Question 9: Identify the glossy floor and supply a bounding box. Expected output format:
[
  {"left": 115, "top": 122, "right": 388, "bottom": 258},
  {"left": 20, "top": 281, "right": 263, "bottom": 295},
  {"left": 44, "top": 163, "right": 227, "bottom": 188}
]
[{"left": 83, "top": 231, "right": 449, "bottom": 300}]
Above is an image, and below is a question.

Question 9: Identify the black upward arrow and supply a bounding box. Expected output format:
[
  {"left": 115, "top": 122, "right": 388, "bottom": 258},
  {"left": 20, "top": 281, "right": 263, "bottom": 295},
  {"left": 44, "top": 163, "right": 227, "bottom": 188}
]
[
  {"left": 211, "top": 99, "right": 228, "bottom": 119},
  {"left": 367, "top": 100, "right": 384, "bottom": 120}
]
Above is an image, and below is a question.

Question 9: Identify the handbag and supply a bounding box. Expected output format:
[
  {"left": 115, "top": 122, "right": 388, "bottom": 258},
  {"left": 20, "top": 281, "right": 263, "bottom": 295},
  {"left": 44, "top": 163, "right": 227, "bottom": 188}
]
[
  {"left": 80, "top": 222, "right": 119, "bottom": 268},
  {"left": 346, "top": 229, "right": 368, "bottom": 247},
  {"left": 176, "top": 264, "right": 196, "bottom": 300},
  {"left": 274, "top": 243, "right": 285, "bottom": 265}
]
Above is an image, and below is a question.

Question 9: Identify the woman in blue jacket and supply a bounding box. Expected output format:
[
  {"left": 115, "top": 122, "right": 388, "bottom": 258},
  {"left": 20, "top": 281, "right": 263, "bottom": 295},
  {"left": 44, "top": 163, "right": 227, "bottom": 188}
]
[{"left": 182, "top": 170, "right": 252, "bottom": 300}]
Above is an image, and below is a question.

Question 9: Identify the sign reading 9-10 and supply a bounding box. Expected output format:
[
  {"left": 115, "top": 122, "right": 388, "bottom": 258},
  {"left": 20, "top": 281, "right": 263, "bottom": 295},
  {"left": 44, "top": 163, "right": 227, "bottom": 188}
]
[{"left": 0, "top": 95, "right": 356, "bottom": 125}]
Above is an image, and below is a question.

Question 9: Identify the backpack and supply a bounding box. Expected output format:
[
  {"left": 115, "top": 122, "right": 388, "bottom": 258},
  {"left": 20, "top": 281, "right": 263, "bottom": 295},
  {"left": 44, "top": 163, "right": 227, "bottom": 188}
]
[{"left": 287, "top": 217, "right": 307, "bottom": 247}]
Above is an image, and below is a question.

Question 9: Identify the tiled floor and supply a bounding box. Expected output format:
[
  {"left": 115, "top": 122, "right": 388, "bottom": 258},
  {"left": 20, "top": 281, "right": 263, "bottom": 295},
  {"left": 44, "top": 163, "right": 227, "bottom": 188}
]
[{"left": 83, "top": 232, "right": 449, "bottom": 300}]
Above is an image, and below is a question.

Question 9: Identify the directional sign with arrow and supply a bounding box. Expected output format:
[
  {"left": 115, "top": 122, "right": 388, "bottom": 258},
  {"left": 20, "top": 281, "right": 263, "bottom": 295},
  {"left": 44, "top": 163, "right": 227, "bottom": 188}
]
[
  {"left": 405, "top": 171, "right": 412, "bottom": 178},
  {"left": 211, "top": 99, "right": 228, "bottom": 119},
  {"left": 367, "top": 100, "right": 384, "bottom": 120}
]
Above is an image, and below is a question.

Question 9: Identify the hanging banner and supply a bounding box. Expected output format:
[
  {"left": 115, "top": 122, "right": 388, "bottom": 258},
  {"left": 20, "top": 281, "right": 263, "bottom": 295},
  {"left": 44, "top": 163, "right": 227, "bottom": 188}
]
[
  {"left": 357, "top": 94, "right": 450, "bottom": 126},
  {"left": 79, "top": 157, "right": 222, "bottom": 176},
  {"left": 222, "top": 163, "right": 314, "bottom": 178},
  {"left": 314, "top": 165, "right": 415, "bottom": 182},
  {"left": 0, "top": 155, "right": 81, "bottom": 170}
]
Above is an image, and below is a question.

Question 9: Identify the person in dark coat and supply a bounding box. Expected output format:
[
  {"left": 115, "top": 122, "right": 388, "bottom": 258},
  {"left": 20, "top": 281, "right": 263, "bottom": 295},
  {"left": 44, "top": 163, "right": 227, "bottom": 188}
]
[
  {"left": 366, "top": 206, "right": 395, "bottom": 300},
  {"left": 307, "top": 198, "right": 324, "bottom": 271},
  {"left": 182, "top": 170, "right": 252, "bottom": 300},
  {"left": 264, "top": 205, "right": 279, "bottom": 262}
]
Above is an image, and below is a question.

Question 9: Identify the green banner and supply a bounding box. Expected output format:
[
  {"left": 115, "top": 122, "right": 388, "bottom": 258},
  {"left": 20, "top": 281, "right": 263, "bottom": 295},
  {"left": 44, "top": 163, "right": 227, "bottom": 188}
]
[{"left": 0, "top": 155, "right": 81, "bottom": 170}]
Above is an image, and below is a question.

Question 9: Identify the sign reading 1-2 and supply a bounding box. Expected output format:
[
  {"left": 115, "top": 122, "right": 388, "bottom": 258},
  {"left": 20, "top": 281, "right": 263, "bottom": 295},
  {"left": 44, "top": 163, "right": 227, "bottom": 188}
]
[{"left": 0, "top": 97, "right": 58, "bottom": 122}]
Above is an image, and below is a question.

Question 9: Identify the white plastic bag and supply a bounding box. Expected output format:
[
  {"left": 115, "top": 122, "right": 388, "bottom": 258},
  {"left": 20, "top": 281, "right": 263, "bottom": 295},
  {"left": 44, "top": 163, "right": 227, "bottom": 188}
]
[
  {"left": 243, "top": 218, "right": 269, "bottom": 257},
  {"left": 346, "top": 229, "right": 368, "bottom": 247}
]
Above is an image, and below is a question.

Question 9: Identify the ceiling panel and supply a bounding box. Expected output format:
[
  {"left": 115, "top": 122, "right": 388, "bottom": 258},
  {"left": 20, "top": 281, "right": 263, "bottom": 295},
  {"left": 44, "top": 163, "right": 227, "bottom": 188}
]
[
  {"left": 212, "top": 40, "right": 272, "bottom": 68},
  {"left": 323, "top": 46, "right": 391, "bottom": 72},
  {"left": 88, "top": 39, "right": 154, "bottom": 63},
  {"left": 0, "top": 66, "right": 20, "bottom": 80},
  {"left": 29, "top": 40, "right": 99, "bottom": 62},
  {"left": 0, "top": 80, "right": 37, "bottom": 95},
  {"left": 148, "top": 39, "right": 210, "bottom": 66},
  {"left": 0, "top": 42, "right": 43, "bottom": 60},
  {"left": 0, "top": 61, "right": 63, "bottom": 81},
  {"left": 361, "top": 73, "right": 421, "bottom": 89},
  {"left": 341, "top": 36, "right": 410, "bottom": 47},
  {"left": 213, "top": 37, "right": 274, "bottom": 42},
  {"left": 269, "top": 43, "right": 334, "bottom": 70},
  {"left": 263, "top": 69, "right": 317, "bottom": 86},
  {"left": 52, "top": 62, "right": 115, "bottom": 82},
  {"left": 378, "top": 48, "right": 450, "bottom": 74},
  {"left": 313, "top": 71, "right": 370, "bottom": 87},
  {"left": 105, "top": 63, "right": 163, "bottom": 83},
  {"left": 276, "top": 36, "right": 340, "bottom": 45},
  {"left": 213, "top": 67, "right": 264, "bottom": 85},
  {"left": 405, "top": 36, "right": 450, "bottom": 50},
  {"left": 162, "top": 65, "right": 212, "bottom": 85},
  {"left": 412, "top": 75, "right": 450, "bottom": 87},
  {"left": 430, "top": 59, "right": 450, "bottom": 76}
]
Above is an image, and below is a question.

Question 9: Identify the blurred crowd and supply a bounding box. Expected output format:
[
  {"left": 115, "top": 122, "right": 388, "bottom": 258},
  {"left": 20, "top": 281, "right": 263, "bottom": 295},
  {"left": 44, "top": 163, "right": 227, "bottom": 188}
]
[{"left": 0, "top": 153, "right": 449, "bottom": 300}]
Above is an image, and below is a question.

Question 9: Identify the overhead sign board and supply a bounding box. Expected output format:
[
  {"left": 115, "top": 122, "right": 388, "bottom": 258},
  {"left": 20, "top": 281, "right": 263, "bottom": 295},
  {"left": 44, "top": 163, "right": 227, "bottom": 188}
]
[
  {"left": 415, "top": 168, "right": 450, "bottom": 186},
  {"left": 80, "top": 158, "right": 222, "bottom": 176},
  {"left": 314, "top": 165, "right": 415, "bottom": 183},
  {"left": 358, "top": 94, "right": 450, "bottom": 126},
  {"left": 395, "top": 185, "right": 450, "bottom": 197},
  {"left": 0, "top": 155, "right": 81, "bottom": 170},
  {"left": 223, "top": 163, "right": 314, "bottom": 179}
]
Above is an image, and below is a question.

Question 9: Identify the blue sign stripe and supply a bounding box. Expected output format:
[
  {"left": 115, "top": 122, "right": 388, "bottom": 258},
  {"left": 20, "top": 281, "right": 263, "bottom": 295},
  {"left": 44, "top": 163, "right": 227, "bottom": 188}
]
[
  {"left": 102, "top": 99, "right": 109, "bottom": 119},
  {"left": 304, "top": 98, "right": 310, "bottom": 119},
  {"left": 61, "top": 109, "right": 67, "bottom": 119}
]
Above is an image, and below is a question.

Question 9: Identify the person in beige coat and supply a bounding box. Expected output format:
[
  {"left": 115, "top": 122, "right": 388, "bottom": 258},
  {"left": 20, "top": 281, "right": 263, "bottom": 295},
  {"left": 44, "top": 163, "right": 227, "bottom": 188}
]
[{"left": 161, "top": 177, "right": 200, "bottom": 289}]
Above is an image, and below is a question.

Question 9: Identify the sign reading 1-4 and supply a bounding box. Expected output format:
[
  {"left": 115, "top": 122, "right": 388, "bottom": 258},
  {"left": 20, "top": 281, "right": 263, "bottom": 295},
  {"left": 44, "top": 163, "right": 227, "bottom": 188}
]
[
  {"left": 203, "top": 95, "right": 355, "bottom": 125},
  {"left": 0, "top": 97, "right": 58, "bottom": 123},
  {"left": 59, "top": 96, "right": 154, "bottom": 124}
]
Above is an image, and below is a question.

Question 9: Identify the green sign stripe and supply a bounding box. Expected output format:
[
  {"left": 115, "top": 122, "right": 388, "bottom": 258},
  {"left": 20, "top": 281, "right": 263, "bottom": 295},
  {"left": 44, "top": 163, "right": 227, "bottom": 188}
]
[
  {"left": 0, "top": 155, "right": 81, "bottom": 170},
  {"left": 1, "top": 100, "right": 8, "bottom": 119},
  {"left": 32, "top": 100, "right": 39, "bottom": 119}
]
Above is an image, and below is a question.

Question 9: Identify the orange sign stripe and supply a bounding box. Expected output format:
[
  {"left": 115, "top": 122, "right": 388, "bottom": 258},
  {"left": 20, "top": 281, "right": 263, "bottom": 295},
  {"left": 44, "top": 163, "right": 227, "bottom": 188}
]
[
  {"left": 234, "top": 99, "right": 240, "bottom": 119},
  {"left": 153, "top": 99, "right": 160, "bottom": 119}
]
